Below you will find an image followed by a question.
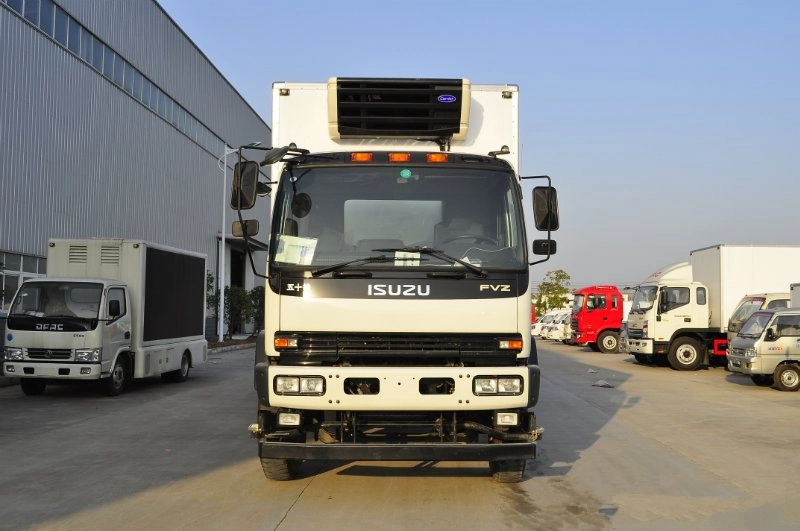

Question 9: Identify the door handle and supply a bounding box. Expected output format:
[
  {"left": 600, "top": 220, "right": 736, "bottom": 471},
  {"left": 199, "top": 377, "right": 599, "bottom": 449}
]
[
  {"left": 125, "top": 332, "right": 130, "bottom": 339},
  {"left": 684, "top": 317, "right": 691, "bottom": 322}
]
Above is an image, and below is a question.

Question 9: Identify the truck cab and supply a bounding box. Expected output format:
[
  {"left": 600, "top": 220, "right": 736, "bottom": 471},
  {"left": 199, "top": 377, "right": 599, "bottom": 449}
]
[
  {"left": 4, "top": 278, "right": 132, "bottom": 395},
  {"left": 726, "top": 293, "right": 790, "bottom": 343},
  {"left": 570, "top": 285, "right": 624, "bottom": 353},
  {"left": 728, "top": 308, "right": 800, "bottom": 391}
]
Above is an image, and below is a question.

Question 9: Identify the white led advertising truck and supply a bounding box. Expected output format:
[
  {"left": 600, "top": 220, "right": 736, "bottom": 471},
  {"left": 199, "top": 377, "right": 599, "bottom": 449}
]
[
  {"left": 230, "top": 78, "right": 559, "bottom": 482},
  {"left": 3, "top": 238, "right": 207, "bottom": 396}
]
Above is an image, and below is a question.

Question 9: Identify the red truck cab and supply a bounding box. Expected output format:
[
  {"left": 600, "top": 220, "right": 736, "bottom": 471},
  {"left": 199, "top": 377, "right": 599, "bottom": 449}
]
[{"left": 571, "top": 285, "right": 625, "bottom": 353}]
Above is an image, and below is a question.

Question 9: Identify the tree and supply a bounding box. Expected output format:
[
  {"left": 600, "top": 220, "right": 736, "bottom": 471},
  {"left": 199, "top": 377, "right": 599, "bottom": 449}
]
[
  {"left": 224, "top": 286, "right": 254, "bottom": 338},
  {"left": 535, "top": 269, "right": 572, "bottom": 315},
  {"left": 206, "top": 270, "right": 219, "bottom": 318},
  {"left": 249, "top": 286, "right": 265, "bottom": 334}
]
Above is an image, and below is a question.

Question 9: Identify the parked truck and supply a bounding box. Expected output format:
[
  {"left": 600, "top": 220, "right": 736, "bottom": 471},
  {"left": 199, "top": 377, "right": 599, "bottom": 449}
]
[
  {"left": 728, "top": 307, "right": 800, "bottom": 391},
  {"left": 726, "top": 292, "right": 790, "bottom": 343},
  {"left": 570, "top": 285, "right": 631, "bottom": 353},
  {"left": 626, "top": 244, "right": 800, "bottom": 370},
  {"left": 3, "top": 238, "right": 208, "bottom": 395},
  {"left": 230, "top": 77, "right": 559, "bottom": 482}
]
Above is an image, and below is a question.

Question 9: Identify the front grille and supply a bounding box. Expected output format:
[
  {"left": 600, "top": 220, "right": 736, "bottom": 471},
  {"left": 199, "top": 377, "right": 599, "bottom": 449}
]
[
  {"left": 27, "top": 349, "right": 72, "bottom": 360},
  {"left": 277, "top": 333, "right": 521, "bottom": 367},
  {"left": 627, "top": 329, "right": 644, "bottom": 339}
]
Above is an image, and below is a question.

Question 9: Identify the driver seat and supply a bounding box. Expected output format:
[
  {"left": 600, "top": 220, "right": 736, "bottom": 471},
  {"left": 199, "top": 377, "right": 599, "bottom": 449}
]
[{"left": 434, "top": 217, "right": 485, "bottom": 257}]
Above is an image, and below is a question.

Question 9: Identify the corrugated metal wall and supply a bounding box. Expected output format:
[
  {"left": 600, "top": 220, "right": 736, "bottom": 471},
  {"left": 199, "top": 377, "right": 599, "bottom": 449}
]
[{"left": 0, "top": 0, "right": 270, "bottom": 275}]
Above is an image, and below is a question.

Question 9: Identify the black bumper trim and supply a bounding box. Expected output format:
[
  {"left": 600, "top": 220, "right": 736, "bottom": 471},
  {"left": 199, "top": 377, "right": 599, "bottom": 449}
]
[{"left": 258, "top": 441, "right": 537, "bottom": 461}]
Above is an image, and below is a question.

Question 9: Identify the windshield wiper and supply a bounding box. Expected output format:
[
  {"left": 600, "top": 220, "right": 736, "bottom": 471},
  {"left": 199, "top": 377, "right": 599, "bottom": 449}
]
[
  {"left": 373, "top": 246, "right": 487, "bottom": 278},
  {"left": 311, "top": 255, "right": 420, "bottom": 277}
]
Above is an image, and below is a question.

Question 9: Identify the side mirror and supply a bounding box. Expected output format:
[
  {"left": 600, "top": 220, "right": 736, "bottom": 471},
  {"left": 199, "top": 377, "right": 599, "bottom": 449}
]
[
  {"left": 233, "top": 220, "right": 260, "bottom": 237},
  {"left": 230, "top": 161, "right": 260, "bottom": 210},
  {"left": 765, "top": 328, "right": 776, "bottom": 341},
  {"left": 532, "top": 239, "right": 557, "bottom": 255},
  {"left": 108, "top": 300, "right": 121, "bottom": 318},
  {"left": 532, "top": 186, "right": 559, "bottom": 231}
]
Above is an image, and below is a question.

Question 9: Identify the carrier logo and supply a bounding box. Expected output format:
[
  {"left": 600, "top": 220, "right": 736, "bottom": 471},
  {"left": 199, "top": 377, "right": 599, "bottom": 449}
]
[
  {"left": 36, "top": 324, "right": 64, "bottom": 331},
  {"left": 437, "top": 94, "right": 457, "bottom": 103},
  {"left": 480, "top": 284, "right": 511, "bottom": 292},
  {"left": 368, "top": 284, "right": 431, "bottom": 297}
]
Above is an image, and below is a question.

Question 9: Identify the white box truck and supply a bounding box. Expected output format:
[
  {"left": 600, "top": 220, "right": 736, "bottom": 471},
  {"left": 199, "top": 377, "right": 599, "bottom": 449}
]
[
  {"left": 230, "top": 77, "right": 559, "bottom": 482},
  {"left": 3, "top": 238, "right": 208, "bottom": 395},
  {"left": 626, "top": 245, "right": 800, "bottom": 370}
]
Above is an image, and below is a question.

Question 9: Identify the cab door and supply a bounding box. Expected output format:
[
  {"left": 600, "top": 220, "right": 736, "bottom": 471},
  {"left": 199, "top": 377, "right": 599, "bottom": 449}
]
[
  {"left": 769, "top": 314, "right": 800, "bottom": 359},
  {"left": 102, "top": 287, "right": 131, "bottom": 374}
]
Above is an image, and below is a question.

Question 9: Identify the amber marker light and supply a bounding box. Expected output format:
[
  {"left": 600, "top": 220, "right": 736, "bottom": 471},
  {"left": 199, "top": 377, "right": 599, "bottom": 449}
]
[
  {"left": 499, "top": 339, "right": 524, "bottom": 350},
  {"left": 388, "top": 153, "right": 411, "bottom": 163},
  {"left": 351, "top": 152, "right": 373, "bottom": 162},
  {"left": 426, "top": 153, "right": 449, "bottom": 163}
]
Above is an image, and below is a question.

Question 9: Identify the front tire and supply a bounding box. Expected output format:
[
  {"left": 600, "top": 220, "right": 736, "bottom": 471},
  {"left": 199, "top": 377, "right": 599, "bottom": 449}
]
[
  {"left": 634, "top": 354, "right": 653, "bottom": 365},
  {"left": 774, "top": 364, "right": 800, "bottom": 392},
  {"left": 597, "top": 331, "right": 620, "bottom": 353},
  {"left": 261, "top": 457, "right": 301, "bottom": 481},
  {"left": 750, "top": 374, "right": 774, "bottom": 387},
  {"left": 588, "top": 342, "right": 601, "bottom": 352},
  {"left": 20, "top": 379, "right": 47, "bottom": 396},
  {"left": 490, "top": 459, "right": 527, "bottom": 483},
  {"left": 104, "top": 356, "right": 128, "bottom": 396},
  {"left": 668, "top": 338, "right": 703, "bottom": 371}
]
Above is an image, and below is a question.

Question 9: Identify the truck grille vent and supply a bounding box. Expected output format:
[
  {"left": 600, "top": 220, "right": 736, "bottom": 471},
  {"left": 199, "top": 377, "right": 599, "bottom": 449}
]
[
  {"left": 100, "top": 246, "right": 121, "bottom": 264},
  {"left": 627, "top": 329, "right": 644, "bottom": 339},
  {"left": 330, "top": 77, "right": 469, "bottom": 140},
  {"left": 27, "top": 349, "right": 72, "bottom": 360},
  {"left": 68, "top": 245, "right": 88, "bottom": 263},
  {"left": 277, "top": 333, "right": 521, "bottom": 367}
]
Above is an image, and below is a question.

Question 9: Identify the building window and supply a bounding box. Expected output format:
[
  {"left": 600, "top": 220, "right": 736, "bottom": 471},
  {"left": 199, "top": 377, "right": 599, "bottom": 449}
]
[
  {"left": 53, "top": 5, "right": 67, "bottom": 45},
  {"left": 92, "top": 37, "right": 104, "bottom": 71},
  {"left": 23, "top": 0, "right": 39, "bottom": 25},
  {"left": 80, "top": 29, "right": 92, "bottom": 63},
  {"left": 103, "top": 47, "right": 114, "bottom": 79},
  {"left": 6, "top": 0, "right": 23, "bottom": 16},
  {"left": 39, "top": 0, "right": 54, "bottom": 37},
  {"left": 67, "top": 15, "right": 80, "bottom": 54}
]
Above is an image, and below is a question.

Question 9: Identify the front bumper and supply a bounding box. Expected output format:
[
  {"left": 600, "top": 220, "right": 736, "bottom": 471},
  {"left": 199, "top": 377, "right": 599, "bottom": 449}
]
[
  {"left": 3, "top": 362, "right": 102, "bottom": 380},
  {"left": 728, "top": 356, "right": 772, "bottom": 375},
  {"left": 626, "top": 338, "right": 654, "bottom": 354},
  {"left": 258, "top": 439, "right": 538, "bottom": 461}
]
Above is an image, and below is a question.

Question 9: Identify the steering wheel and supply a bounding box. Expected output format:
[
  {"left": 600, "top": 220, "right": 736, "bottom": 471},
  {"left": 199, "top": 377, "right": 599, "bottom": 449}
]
[{"left": 441, "top": 234, "right": 498, "bottom": 246}]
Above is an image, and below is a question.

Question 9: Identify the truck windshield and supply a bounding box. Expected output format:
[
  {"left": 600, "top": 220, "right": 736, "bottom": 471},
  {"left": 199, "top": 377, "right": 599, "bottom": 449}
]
[
  {"left": 10, "top": 282, "right": 103, "bottom": 319},
  {"left": 270, "top": 165, "right": 526, "bottom": 272},
  {"left": 631, "top": 286, "right": 657, "bottom": 312},
  {"left": 572, "top": 295, "right": 584, "bottom": 312},
  {"left": 729, "top": 297, "right": 767, "bottom": 330},
  {"left": 739, "top": 311, "right": 773, "bottom": 338}
]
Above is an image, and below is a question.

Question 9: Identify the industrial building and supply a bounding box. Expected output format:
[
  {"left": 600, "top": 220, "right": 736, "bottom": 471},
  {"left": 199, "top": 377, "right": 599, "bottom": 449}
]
[{"left": 0, "top": 0, "right": 270, "bottom": 336}]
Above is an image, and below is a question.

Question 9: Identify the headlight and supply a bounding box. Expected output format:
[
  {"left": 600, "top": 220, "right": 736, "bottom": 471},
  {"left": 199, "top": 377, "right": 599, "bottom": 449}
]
[
  {"left": 274, "top": 375, "right": 325, "bottom": 395},
  {"left": 75, "top": 348, "right": 102, "bottom": 363},
  {"left": 5, "top": 347, "right": 23, "bottom": 361},
  {"left": 745, "top": 347, "right": 757, "bottom": 358},
  {"left": 473, "top": 376, "right": 523, "bottom": 396}
]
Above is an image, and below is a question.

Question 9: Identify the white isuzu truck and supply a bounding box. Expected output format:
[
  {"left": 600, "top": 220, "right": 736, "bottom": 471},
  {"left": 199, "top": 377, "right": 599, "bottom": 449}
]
[
  {"left": 3, "top": 238, "right": 208, "bottom": 395},
  {"left": 626, "top": 244, "right": 800, "bottom": 370},
  {"left": 230, "top": 77, "right": 559, "bottom": 482}
]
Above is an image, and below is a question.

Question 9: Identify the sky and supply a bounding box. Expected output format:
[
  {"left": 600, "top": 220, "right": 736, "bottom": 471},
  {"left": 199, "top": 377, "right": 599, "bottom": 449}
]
[{"left": 158, "top": 0, "right": 800, "bottom": 289}]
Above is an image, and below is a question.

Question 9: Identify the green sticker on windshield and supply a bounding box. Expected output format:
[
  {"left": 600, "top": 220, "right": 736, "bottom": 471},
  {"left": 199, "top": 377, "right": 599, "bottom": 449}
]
[{"left": 399, "top": 169, "right": 412, "bottom": 179}]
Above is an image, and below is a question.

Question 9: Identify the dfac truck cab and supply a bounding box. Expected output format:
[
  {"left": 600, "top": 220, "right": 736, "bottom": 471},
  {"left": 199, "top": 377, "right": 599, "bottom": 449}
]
[
  {"left": 231, "top": 77, "right": 559, "bottom": 482},
  {"left": 726, "top": 293, "right": 790, "bottom": 343},
  {"left": 3, "top": 239, "right": 208, "bottom": 396},
  {"left": 728, "top": 308, "right": 800, "bottom": 391},
  {"left": 570, "top": 285, "right": 628, "bottom": 353}
]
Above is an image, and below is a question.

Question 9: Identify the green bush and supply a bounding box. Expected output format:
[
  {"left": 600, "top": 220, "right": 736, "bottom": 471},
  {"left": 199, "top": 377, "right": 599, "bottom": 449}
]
[{"left": 224, "top": 286, "right": 254, "bottom": 338}]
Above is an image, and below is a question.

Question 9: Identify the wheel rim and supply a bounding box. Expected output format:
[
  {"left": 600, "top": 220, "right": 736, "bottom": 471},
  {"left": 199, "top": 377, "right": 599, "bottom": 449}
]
[
  {"left": 181, "top": 354, "right": 189, "bottom": 376},
  {"left": 676, "top": 345, "right": 697, "bottom": 365},
  {"left": 111, "top": 363, "right": 125, "bottom": 389},
  {"left": 602, "top": 337, "right": 617, "bottom": 350},
  {"left": 780, "top": 368, "right": 799, "bottom": 388}
]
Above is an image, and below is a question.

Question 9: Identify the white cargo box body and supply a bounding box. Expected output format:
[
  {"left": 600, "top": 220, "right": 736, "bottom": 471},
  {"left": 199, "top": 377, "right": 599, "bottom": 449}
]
[
  {"left": 690, "top": 244, "right": 800, "bottom": 330},
  {"left": 272, "top": 79, "right": 520, "bottom": 172},
  {"left": 792, "top": 283, "right": 800, "bottom": 307},
  {"left": 47, "top": 239, "right": 207, "bottom": 349}
]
